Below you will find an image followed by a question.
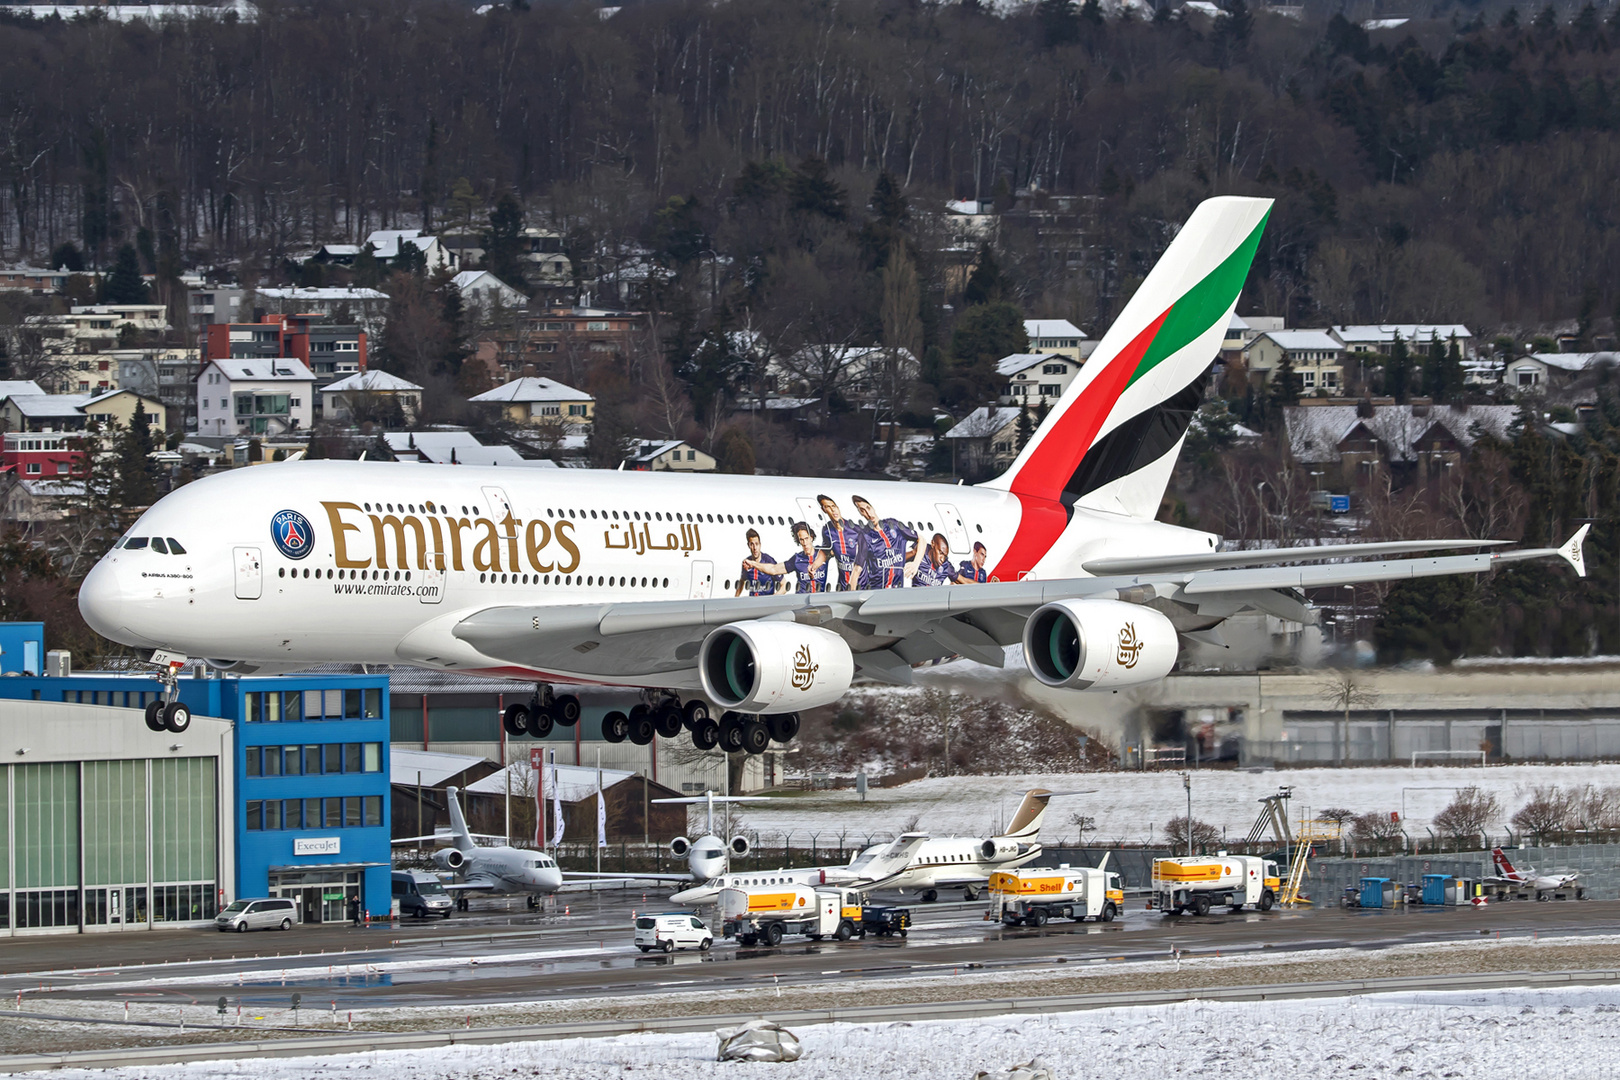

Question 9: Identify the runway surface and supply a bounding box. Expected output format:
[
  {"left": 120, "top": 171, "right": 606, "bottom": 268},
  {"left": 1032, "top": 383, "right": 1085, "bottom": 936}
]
[{"left": 5, "top": 891, "right": 1617, "bottom": 1014}]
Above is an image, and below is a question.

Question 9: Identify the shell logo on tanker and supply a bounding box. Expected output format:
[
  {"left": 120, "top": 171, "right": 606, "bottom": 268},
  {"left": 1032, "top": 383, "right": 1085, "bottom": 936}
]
[{"left": 321, "top": 502, "right": 582, "bottom": 574}]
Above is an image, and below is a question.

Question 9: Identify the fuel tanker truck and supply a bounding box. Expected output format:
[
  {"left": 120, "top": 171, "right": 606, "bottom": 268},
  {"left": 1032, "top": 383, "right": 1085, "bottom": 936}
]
[
  {"left": 1151, "top": 854, "right": 1281, "bottom": 915},
  {"left": 987, "top": 863, "right": 1123, "bottom": 926}
]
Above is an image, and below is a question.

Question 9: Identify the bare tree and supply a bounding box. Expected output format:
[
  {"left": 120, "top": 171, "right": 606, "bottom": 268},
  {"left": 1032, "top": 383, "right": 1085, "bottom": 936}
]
[
  {"left": 1433, "top": 786, "right": 1500, "bottom": 849},
  {"left": 1317, "top": 670, "right": 1377, "bottom": 765},
  {"left": 1163, "top": 815, "right": 1221, "bottom": 854},
  {"left": 1509, "top": 784, "right": 1576, "bottom": 841}
]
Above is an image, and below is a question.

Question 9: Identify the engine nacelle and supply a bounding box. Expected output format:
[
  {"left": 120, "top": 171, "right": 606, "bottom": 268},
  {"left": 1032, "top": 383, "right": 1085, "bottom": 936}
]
[
  {"left": 980, "top": 838, "right": 1025, "bottom": 862},
  {"left": 434, "top": 848, "right": 466, "bottom": 871},
  {"left": 699, "top": 621, "right": 854, "bottom": 713},
  {"left": 729, "top": 835, "right": 751, "bottom": 858},
  {"left": 1022, "top": 599, "right": 1179, "bottom": 690},
  {"left": 670, "top": 836, "right": 691, "bottom": 859}
]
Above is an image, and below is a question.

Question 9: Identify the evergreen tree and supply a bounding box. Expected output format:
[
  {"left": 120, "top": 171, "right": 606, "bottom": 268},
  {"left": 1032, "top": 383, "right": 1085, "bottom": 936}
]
[
  {"left": 1269, "top": 353, "right": 1300, "bottom": 407},
  {"left": 393, "top": 239, "right": 429, "bottom": 277},
  {"left": 1015, "top": 406, "right": 1035, "bottom": 450},
  {"left": 351, "top": 243, "right": 382, "bottom": 289},
  {"left": 1038, "top": 0, "right": 1079, "bottom": 46},
  {"left": 481, "top": 192, "right": 527, "bottom": 288},
  {"left": 962, "top": 243, "right": 1005, "bottom": 306},
  {"left": 113, "top": 402, "right": 159, "bottom": 508},
  {"left": 1421, "top": 338, "right": 1447, "bottom": 400},
  {"left": 102, "top": 243, "right": 148, "bottom": 304},
  {"left": 653, "top": 195, "right": 706, "bottom": 267},
  {"left": 946, "top": 302, "right": 1026, "bottom": 407},
  {"left": 787, "top": 157, "right": 847, "bottom": 221},
  {"left": 1383, "top": 334, "right": 1411, "bottom": 402}
]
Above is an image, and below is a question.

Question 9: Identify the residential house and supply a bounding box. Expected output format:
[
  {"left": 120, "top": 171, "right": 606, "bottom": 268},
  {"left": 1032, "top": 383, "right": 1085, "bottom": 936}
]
[
  {"left": 320, "top": 370, "right": 423, "bottom": 426},
  {"left": 0, "top": 475, "right": 86, "bottom": 524},
  {"left": 256, "top": 287, "right": 390, "bottom": 338},
  {"left": 997, "top": 353, "right": 1080, "bottom": 407},
  {"left": 381, "top": 430, "right": 546, "bottom": 468},
  {"left": 437, "top": 228, "right": 572, "bottom": 283},
  {"left": 469, "top": 377, "right": 594, "bottom": 426},
  {"left": 943, "top": 406, "right": 1022, "bottom": 474},
  {"left": 0, "top": 381, "right": 45, "bottom": 405},
  {"left": 1504, "top": 352, "right": 1614, "bottom": 391},
  {"left": 0, "top": 267, "right": 73, "bottom": 295},
  {"left": 202, "top": 312, "right": 365, "bottom": 417},
  {"left": 483, "top": 307, "right": 647, "bottom": 378},
  {"left": 450, "top": 271, "right": 527, "bottom": 319},
  {"left": 80, "top": 389, "right": 169, "bottom": 431},
  {"left": 1285, "top": 402, "right": 1517, "bottom": 488},
  {"left": 1331, "top": 324, "right": 1473, "bottom": 356},
  {"left": 1242, "top": 330, "right": 1346, "bottom": 394},
  {"left": 766, "top": 344, "right": 915, "bottom": 402},
  {"left": 363, "top": 229, "right": 458, "bottom": 272},
  {"left": 1, "top": 431, "right": 85, "bottom": 480},
  {"left": 0, "top": 388, "right": 165, "bottom": 433},
  {"left": 185, "top": 284, "right": 246, "bottom": 332},
  {"left": 1220, "top": 313, "right": 1286, "bottom": 364},
  {"left": 1022, "top": 319, "right": 1089, "bottom": 364},
  {"left": 113, "top": 348, "right": 201, "bottom": 432},
  {"left": 196, "top": 358, "right": 315, "bottom": 437},
  {"left": 624, "top": 440, "right": 716, "bottom": 472}
]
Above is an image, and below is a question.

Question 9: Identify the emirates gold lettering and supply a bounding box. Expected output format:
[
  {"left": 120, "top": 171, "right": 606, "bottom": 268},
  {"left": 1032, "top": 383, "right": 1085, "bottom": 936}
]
[{"left": 318, "top": 502, "right": 586, "bottom": 574}]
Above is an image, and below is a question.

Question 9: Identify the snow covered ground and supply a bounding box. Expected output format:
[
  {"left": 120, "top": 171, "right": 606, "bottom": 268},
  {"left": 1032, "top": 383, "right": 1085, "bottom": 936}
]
[
  {"left": 735, "top": 763, "right": 1620, "bottom": 845},
  {"left": 39, "top": 982, "right": 1620, "bottom": 1079}
]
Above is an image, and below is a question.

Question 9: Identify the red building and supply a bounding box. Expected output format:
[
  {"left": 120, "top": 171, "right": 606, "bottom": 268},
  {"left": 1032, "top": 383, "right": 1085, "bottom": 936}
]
[
  {"left": 202, "top": 312, "right": 367, "bottom": 382},
  {"left": 1, "top": 432, "right": 86, "bottom": 480}
]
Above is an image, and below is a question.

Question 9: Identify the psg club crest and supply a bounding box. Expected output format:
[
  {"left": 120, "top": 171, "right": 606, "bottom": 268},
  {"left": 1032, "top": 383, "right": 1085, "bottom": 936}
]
[{"left": 271, "top": 509, "right": 314, "bottom": 560}]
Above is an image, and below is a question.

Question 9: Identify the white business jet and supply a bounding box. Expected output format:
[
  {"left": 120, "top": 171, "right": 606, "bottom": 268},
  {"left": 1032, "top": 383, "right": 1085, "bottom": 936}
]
[
  {"left": 79, "top": 196, "right": 1588, "bottom": 749},
  {"left": 393, "top": 785, "right": 564, "bottom": 908}
]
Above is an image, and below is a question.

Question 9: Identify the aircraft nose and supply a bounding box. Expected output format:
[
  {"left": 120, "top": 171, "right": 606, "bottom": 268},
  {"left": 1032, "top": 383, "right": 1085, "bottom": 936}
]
[{"left": 78, "top": 556, "right": 128, "bottom": 640}]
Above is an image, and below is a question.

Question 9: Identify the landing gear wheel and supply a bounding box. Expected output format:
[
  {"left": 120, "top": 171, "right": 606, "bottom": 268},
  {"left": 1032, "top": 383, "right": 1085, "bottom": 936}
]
[
  {"left": 718, "top": 714, "right": 745, "bottom": 753},
  {"left": 1259, "top": 891, "right": 1275, "bottom": 912},
  {"left": 526, "top": 895, "right": 538, "bottom": 910},
  {"left": 740, "top": 719, "right": 770, "bottom": 755},
  {"left": 1102, "top": 902, "right": 1117, "bottom": 923},
  {"left": 162, "top": 702, "right": 191, "bottom": 733},
  {"left": 835, "top": 921, "right": 853, "bottom": 941},
  {"left": 682, "top": 700, "right": 710, "bottom": 729},
  {"left": 502, "top": 703, "right": 530, "bottom": 736},
  {"left": 144, "top": 700, "right": 166, "bottom": 732},
  {"left": 528, "top": 707, "right": 555, "bottom": 739},
  {"left": 1193, "top": 895, "right": 1211, "bottom": 917},
  {"left": 652, "top": 705, "right": 684, "bottom": 739},
  {"left": 921, "top": 889, "right": 938, "bottom": 904},
  {"left": 765, "top": 921, "right": 785, "bottom": 946},
  {"left": 553, "top": 694, "right": 581, "bottom": 726},
  {"left": 629, "top": 713, "right": 655, "bottom": 746},
  {"left": 602, "top": 710, "right": 629, "bottom": 743},
  {"left": 765, "top": 712, "right": 800, "bottom": 743},
  {"left": 692, "top": 718, "right": 720, "bottom": 751}
]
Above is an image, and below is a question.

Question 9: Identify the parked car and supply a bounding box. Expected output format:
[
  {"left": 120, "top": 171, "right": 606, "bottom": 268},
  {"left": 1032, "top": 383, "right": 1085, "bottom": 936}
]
[
  {"left": 635, "top": 912, "right": 713, "bottom": 953},
  {"left": 392, "top": 870, "right": 453, "bottom": 918},
  {"left": 215, "top": 897, "right": 297, "bottom": 932}
]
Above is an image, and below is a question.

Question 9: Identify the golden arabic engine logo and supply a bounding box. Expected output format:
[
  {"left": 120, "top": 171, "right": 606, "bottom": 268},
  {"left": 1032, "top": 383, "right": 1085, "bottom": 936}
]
[
  {"left": 791, "top": 644, "right": 819, "bottom": 690},
  {"left": 1116, "top": 622, "right": 1144, "bottom": 669}
]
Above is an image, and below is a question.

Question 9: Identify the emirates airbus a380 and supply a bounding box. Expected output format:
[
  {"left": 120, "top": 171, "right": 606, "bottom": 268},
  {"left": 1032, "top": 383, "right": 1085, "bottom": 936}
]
[{"left": 78, "top": 197, "right": 1588, "bottom": 750}]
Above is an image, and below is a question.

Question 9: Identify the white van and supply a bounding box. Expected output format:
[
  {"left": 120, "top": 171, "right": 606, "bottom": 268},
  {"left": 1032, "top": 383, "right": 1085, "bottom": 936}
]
[
  {"left": 635, "top": 912, "right": 713, "bottom": 953},
  {"left": 215, "top": 897, "right": 297, "bottom": 932},
  {"left": 392, "top": 870, "right": 453, "bottom": 918}
]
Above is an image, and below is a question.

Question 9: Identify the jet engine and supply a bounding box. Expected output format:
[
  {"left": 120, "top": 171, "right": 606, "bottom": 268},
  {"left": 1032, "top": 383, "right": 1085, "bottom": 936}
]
[
  {"left": 980, "top": 838, "right": 1032, "bottom": 862},
  {"left": 670, "top": 836, "right": 691, "bottom": 859},
  {"left": 1021, "top": 599, "right": 1178, "bottom": 690},
  {"left": 699, "top": 621, "right": 854, "bottom": 713},
  {"left": 434, "top": 848, "right": 467, "bottom": 871},
  {"left": 729, "top": 835, "right": 751, "bottom": 858}
]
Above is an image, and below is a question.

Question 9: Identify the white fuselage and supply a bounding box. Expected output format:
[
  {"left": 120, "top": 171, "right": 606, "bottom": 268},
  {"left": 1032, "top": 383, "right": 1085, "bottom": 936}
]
[
  {"left": 845, "top": 835, "right": 1041, "bottom": 890},
  {"left": 453, "top": 845, "right": 565, "bottom": 894},
  {"left": 79, "top": 460, "right": 1216, "bottom": 682}
]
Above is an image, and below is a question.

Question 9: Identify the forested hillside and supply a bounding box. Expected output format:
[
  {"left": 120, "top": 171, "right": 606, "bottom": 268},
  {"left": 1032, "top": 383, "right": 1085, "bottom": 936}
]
[{"left": 1, "top": 0, "right": 1618, "bottom": 330}]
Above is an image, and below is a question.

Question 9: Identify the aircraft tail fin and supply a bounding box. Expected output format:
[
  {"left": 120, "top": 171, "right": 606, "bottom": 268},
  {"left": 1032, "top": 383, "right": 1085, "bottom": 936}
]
[
  {"left": 446, "top": 785, "right": 476, "bottom": 853},
  {"left": 1491, "top": 847, "right": 1516, "bottom": 877},
  {"left": 1000, "top": 789, "right": 1056, "bottom": 841},
  {"left": 1560, "top": 524, "right": 1590, "bottom": 578},
  {"left": 980, "top": 196, "right": 1271, "bottom": 523}
]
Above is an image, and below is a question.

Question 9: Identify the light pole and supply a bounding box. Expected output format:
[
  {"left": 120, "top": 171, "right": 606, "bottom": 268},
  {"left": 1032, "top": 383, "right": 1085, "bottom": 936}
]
[
  {"left": 1277, "top": 785, "right": 1294, "bottom": 889},
  {"left": 1182, "top": 771, "right": 1193, "bottom": 857},
  {"left": 1255, "top": 481, "right": 1269, "bottom": 543},
  {"left": 1342, "top": 584, "right": 1356, "bottom": 653}
]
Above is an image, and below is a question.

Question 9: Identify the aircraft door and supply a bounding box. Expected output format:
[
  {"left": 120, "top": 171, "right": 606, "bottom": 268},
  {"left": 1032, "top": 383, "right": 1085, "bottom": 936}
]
[
  {"left": 796, "top": 497, "right": 825, "bottom": 528},
  {"left": 935, "top": 503, "right": 971, "bottom": 553},
  {"left": 480, "top": 486, "right": 514, "bottom": 523},
  {"left": 689, "top": 560, "right": 713, "bottom": 599},
  {"left": 233, "top": 546, "right": 262, "bottom": 600},
  {"left": 420, "top": 523, "right": 445, "bottom": 605}
]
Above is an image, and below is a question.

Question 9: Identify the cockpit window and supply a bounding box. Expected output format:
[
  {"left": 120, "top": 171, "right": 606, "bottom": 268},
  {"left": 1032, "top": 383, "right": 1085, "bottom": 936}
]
[
  {"left": 150, "top": 538, "right": 169, "bottom": 554},
  {"left": 166, "top": 539, "right": 186, "bottom": 554},
  {"left": 124, "top": 537, "right": 148, "bottom": 550}
]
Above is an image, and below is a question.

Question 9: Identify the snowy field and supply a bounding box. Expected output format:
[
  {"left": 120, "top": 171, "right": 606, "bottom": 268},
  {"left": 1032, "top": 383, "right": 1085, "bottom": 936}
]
[
  {"left": 39, "top": 983, "right": 1620, "bottom": 1080},
  {"left": 735, "top": 763, "right": 1620, "bottom": 845}
]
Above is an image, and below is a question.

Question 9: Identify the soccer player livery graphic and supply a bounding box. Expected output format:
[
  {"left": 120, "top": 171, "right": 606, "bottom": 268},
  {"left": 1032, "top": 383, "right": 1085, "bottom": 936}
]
[
  {"left": 852, "top": 495, "right": 919, "bottom": 590},
  {"left": 734, "top": 528, "right": 780, "bottom": 596}
]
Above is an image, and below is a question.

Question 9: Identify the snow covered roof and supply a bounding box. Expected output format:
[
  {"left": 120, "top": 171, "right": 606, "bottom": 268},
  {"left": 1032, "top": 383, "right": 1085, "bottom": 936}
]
[
  {"left": 364, "top": 230, "right": 438, "bottom": 260},
  {"left": 257, "top": 286, "right": 388, "bottom": 302},
  {"left": 996, "top": 353, "right": 1064, "bottom": 377},
  {"left": 390, "top": 748, "right": 493, "bottom": 788},
  {"left": 946, "top": 199, "right": 991, "bottom": 215},
  {"left": 1024, "top": 319, "right": 1085, "bottom": 341},
  {"left": 451, "top": 270, "right": 521, "bottom": 293},
  {"left": 944, "top": 406, "right": 1021, "bottom": 439},
  {"left": 319, "top": 244, "right": 361, "bottom": 257},
  {"left": 15, "top": 478, "right": 86, "bottom": 497},
  {"left": 1520, "top": 352, "right": 1614, "bottom": 373},
  {"left": 1332, "top": 324, "right": 1472, "bottom": 345},
  {"left": 469, "top": 377, "right": 593, "bottom": 404},
  {"left": 465, "top": 761, "right": 637, "bottom": 803},
  {"left": 1285, "top": 404, "right": 1518, "bottom": 464},
  {"left": 323, "top": 370, "right": 422, "bottom": 393},
  {"left": 204, "top": 357, "right": 314, "bottom": 382},
  {"left": 6, "top": 394, "right": 92, "bottom": 417},
  {"left": 627, "top": 439, "right": 692, "bottom": 462},
  {"left": 1228, "top": 313, "right": 1251, "bottom": 331},
  {"left": 381, "top": 430, "right": 535, "bottom": 467},
  {"left": 82, "top": 388, "right": 160, "bottom": 408},
  {"left": 1255, "top": 330, "right": 1343, "bottom": 352},
  {"left": 0, "top": 381, "right": 45, "bottom": 401}
]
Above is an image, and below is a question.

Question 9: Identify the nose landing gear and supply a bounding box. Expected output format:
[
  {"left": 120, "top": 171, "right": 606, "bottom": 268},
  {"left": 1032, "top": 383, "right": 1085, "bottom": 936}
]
[{"left": 142, "top": 651, "right": 192, "bottom": 733}]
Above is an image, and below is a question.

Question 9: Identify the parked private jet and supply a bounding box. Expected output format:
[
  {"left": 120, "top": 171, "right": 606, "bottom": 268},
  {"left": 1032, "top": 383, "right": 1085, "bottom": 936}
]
[
  {"left": 1488, "top": 847, "right": 1581, "bottom": 895},
  {"left": 79, "top": 196, "right": 1589, "bottom": 749},
  {"left": 393, "top": 785, "right": 563, "bottom": 907}
]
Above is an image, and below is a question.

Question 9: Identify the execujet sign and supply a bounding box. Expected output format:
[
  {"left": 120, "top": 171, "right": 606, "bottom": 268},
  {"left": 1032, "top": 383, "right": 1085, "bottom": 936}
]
[{"left": 293, "top": 837, "right": 342, "bottom": 856}]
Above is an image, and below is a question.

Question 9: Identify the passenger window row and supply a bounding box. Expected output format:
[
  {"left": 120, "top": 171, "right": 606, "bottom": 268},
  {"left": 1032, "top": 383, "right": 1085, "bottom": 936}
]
[
  {"left": 476, "top": 571, "right": 671, "bottom": 588},
  {"left": 245, "top": 796, "right": 382, "bottom": 830},
  {"left": 245, "top": 742, "right": 382, "bottom": 777}
]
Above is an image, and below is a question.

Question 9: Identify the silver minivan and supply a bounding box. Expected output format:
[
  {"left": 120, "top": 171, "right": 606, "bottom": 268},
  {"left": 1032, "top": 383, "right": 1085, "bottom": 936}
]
[{"left": 215, "top": 897, "right": 297, "bottom": 932}]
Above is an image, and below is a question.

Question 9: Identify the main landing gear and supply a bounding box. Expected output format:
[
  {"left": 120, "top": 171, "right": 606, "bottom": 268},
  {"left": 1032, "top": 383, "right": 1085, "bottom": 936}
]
[
  {"left": 501, "top": 684, "right": 581, "bottom": 740},
  {"left": 501, "top": 685, "right": 799, "bottom": 755},
  {"left": 142, "top": 652, "right": 192, "bottom": 735}
]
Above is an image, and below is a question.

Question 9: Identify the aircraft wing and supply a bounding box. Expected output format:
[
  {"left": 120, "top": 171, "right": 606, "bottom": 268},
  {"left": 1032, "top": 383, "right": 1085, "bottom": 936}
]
[
  {"left": 448, "top": 528, "right": 1587, "bottom": 684},
  {"left": 443, "top": 876, "right": 502, "bottom": 892},
  {"left": 565, "top": 871, "right": 696, "bottom": 883}
]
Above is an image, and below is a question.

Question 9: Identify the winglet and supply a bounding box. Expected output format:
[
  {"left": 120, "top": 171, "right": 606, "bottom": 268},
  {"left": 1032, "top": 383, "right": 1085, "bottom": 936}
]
[{"left": 1560, "top": 524, "right": 1590, "bottom": 578}]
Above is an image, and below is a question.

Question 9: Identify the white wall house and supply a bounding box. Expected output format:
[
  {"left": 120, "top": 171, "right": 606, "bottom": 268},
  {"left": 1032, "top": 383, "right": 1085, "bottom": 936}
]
[
  {"left": 320, "top": 369, "right": 423, "bottom": 425},
  {"left": 197, "top": 357, "right": 314, "bottom": 437},
  {"left": 1023, "top": 319, "right": 1088, "bottom": 363},
  {"left": 451, "top": 271, "right": 528, "bottom": 317},
  {"left": 997, "top": 353, "right": 1080, "bottom": 407}
]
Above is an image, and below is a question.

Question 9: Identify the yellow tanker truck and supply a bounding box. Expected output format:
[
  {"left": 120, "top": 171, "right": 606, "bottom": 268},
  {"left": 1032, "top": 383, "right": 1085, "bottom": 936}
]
[
  {"left": 987, "top": 864, "right": 1123, "bottom": 926},
  {"left": 1151, "top": 854, "right": 1281, "bottom": 916}
]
